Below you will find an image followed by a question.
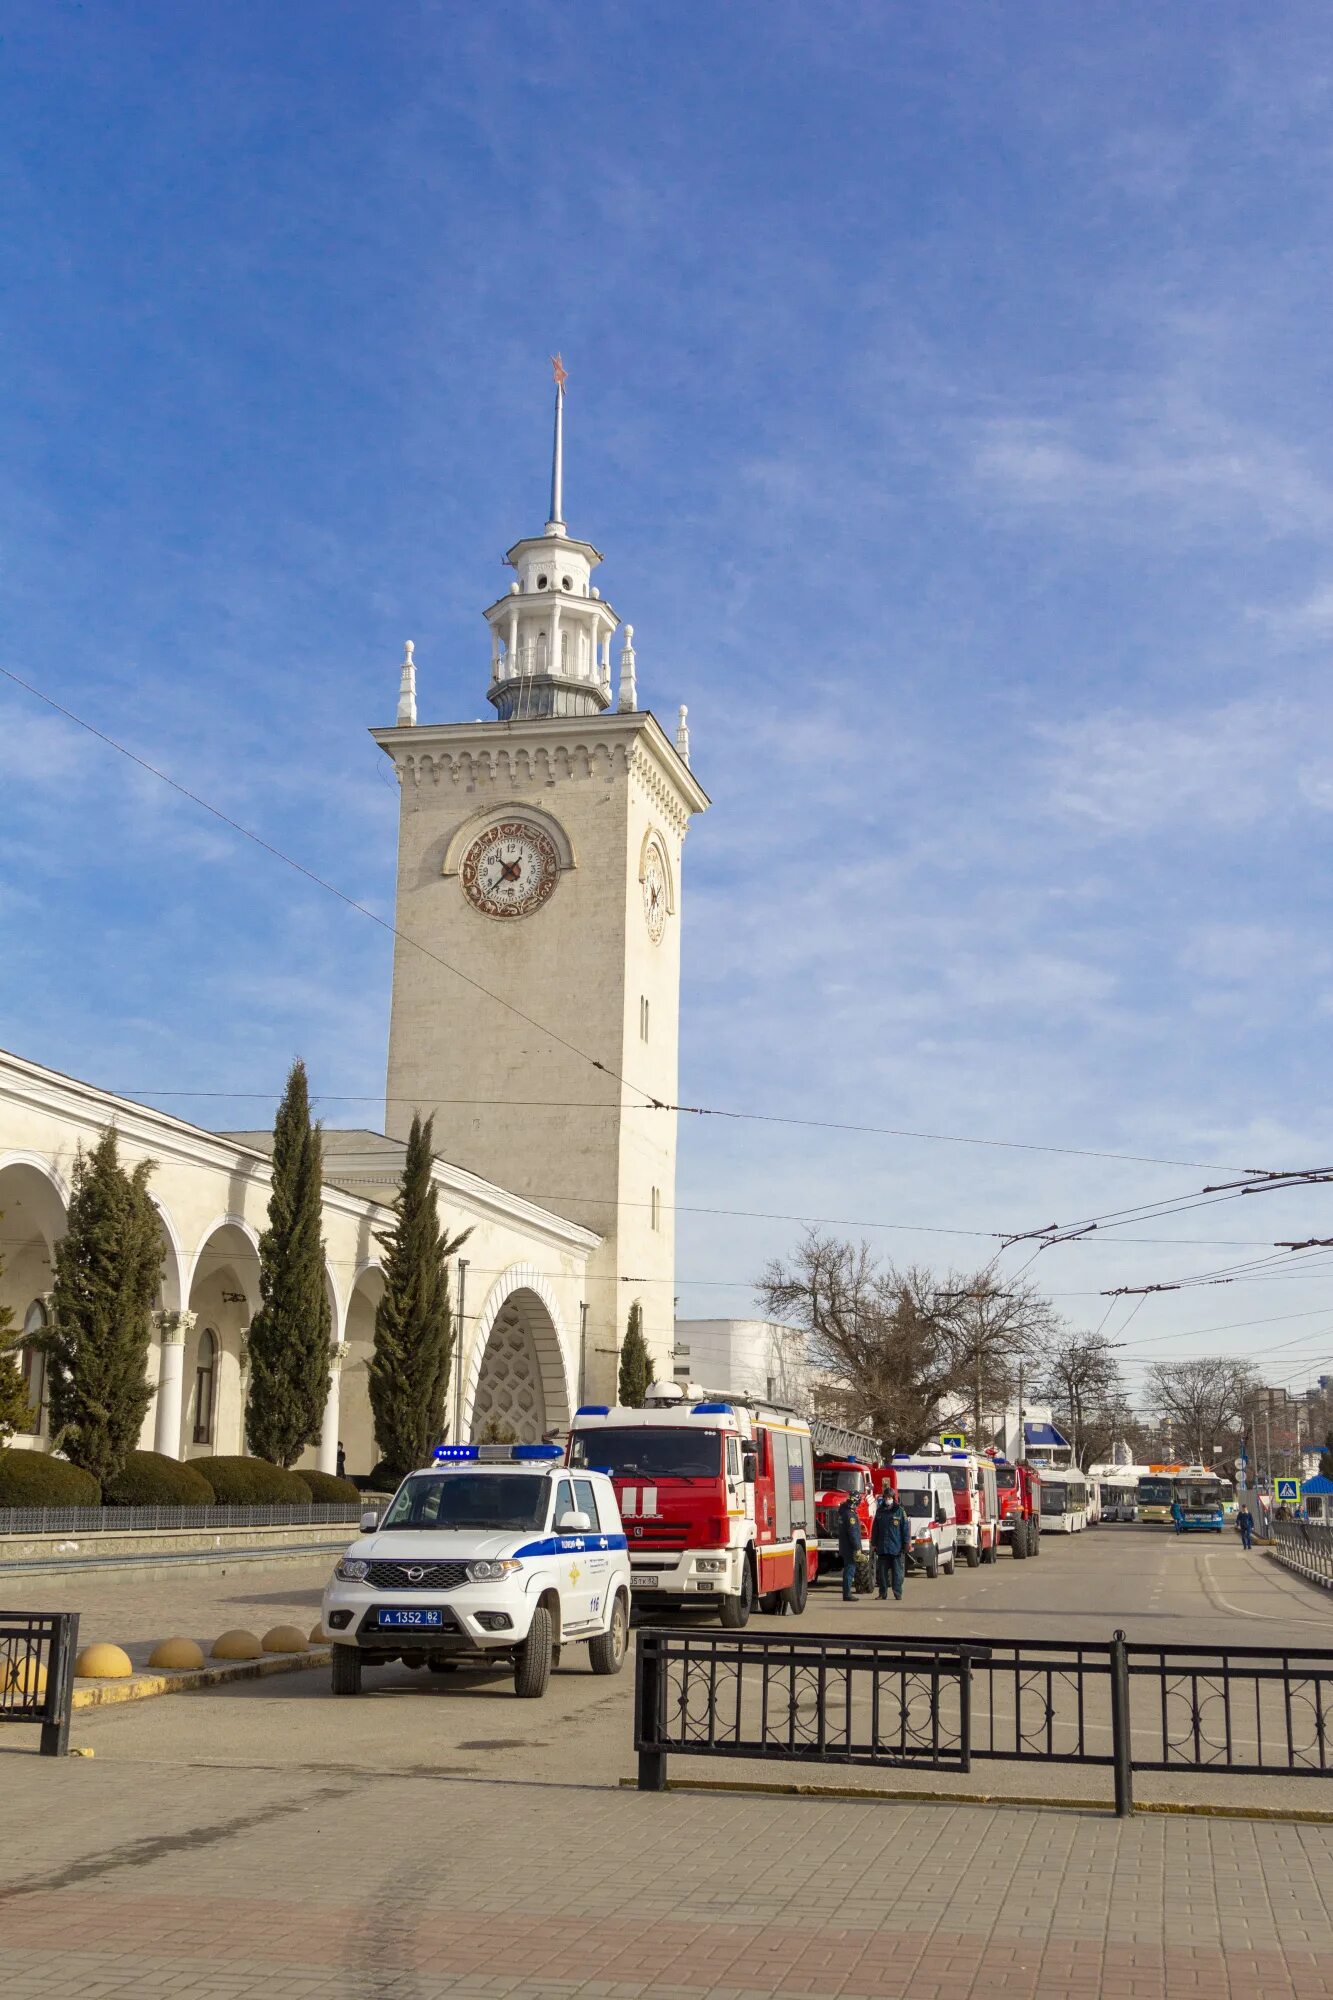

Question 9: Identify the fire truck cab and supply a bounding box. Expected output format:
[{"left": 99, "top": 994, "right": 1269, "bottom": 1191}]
[
  {"left": 894, "top": 1445, "right": 1000, "bottom": 1567},
  {"left": 993, "top": 1456, "right": 1042, "bottom": 1559},
  {"left": 567, "top": 1385, "right": 818, "bottom": 1627},
  {"left": 811, "top": 1419, "right": 883, "bottom": 1574}
]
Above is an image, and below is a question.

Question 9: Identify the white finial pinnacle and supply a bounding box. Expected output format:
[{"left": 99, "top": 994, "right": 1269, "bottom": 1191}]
[
  {"left": 547, "top": 353, "right": 567, "bottom": 533},
  {"left": 397, "top": 639, "right": 417, "bottom": 727},
  {"left": 617, "top": 624, "right": 637, "bottom": 713},
  {"left": 675, "top": 703, "right": 691, "bottom": 766}
]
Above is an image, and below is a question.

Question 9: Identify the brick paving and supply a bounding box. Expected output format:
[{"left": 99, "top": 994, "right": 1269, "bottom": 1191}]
[{"left": 0, "top": 1755, "right": 1330, "bottom": 1998}]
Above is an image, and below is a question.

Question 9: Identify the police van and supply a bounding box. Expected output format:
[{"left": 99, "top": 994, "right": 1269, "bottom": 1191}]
[{"left": 321, "top": 1444, "right": 631, "bottom": 1699}]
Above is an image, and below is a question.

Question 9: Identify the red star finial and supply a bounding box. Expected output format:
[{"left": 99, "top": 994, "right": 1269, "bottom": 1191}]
[{"left": 551, "top": 352, "right": 568, "bottom": 390}]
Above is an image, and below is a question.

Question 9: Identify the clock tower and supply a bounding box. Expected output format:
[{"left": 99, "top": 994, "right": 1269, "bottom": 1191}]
[{"left": 374, "top": 365, "right": 709, "bottom": 1409}]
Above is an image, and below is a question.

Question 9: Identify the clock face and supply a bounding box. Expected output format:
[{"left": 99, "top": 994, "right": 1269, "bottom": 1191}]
[
  {"left": 643, "top": 843, "right": 667, "bottom": 943},
  {"left": 461, "top": 819, "right": 560, "bottom": 919}
]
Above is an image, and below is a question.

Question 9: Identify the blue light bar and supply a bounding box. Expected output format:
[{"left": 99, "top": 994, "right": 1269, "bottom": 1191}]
[
  {"left": 576, "top": 1404, "right": 610, "bottom": 1417},
  {"left": 512, "top": 1443, "right": 563, "bottom": 1461},
  {"left": 692, "top": 1401, "right": 733, "bottom": 1415},
  {"left": 433, "top": 1445, "right": 478, "bottom": 1461}
]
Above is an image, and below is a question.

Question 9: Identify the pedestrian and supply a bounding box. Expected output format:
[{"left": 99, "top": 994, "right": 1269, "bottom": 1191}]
[
  {"left": 1237, "top": 1504, "right": 1254, "bottom": 1551},
  {"left": 836, "top": 1493, "right": 863, "bottom": 1601},
  {"left": 336, "top": 1440, "right": 346, "bottom": 1479},
  {"left": 1171, "top": 1498, "right": 1184, "bottom": 1535},
  {"left": 870, "top": 1487, "right": 912, "bottom": 1601}
]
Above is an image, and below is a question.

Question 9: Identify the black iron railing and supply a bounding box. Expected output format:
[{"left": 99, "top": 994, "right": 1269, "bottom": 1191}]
[
  {"left": 634, "top": 1626, "right": 1333, "bottom": 1815},
  {"left": 0, "top": 1610, "right": 79, "bottom": 1755},
  {"left": 1274, "top": 1520, "right": 1333, "bottom": 1588}
]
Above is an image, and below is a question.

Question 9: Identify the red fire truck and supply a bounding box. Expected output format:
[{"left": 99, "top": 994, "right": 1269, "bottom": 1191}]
[
  {"left": 993, "top": 1456, "right": 1042, "bottom": 1558},
  {"left": 811, "top": 1418, "right": 884, "bottom": 1574},
  {"left": 567, "top": 1386, "right": 819, "bottom": 1626}
]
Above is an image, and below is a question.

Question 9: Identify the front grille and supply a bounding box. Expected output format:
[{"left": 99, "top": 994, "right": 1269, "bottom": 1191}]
[
  {"left": 365, "top": 1561, "right": 468, "bottom": 1591},
  {"left": 627, "top": 1522, "right": 689, "bottom": 1550}
]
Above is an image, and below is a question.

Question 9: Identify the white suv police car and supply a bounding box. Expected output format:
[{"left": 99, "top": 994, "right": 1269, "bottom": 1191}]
[{"left": 322, "top": 1444, "right": 631, "bottom": 1699}]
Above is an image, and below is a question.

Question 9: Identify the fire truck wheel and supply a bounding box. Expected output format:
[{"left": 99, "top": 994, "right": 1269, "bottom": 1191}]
[
  {"left": 964, "top": 1542, "right": 981, "bottom": 1568},
  {"left": 1013, "top": 1529, "right": 1028, "bottom": 1558},
  {"left": 1029, "top": 1523, "right": 1042, "bottom": 1555},
  {"left": 719, "top": 1556, "right": 755, "bottom": 1628},
  {"left": 982, "top": 1538, "right": 997, "bottom": 1565},
  {"left": 513, "top": 1605, "right": 554, "bottom": 1698},
  {"left": 783, "top": 1551, "right": 809, "bottom": 1614},
  {"left": 588, "top": 1594, "right": 628, "bottom": 1675}
]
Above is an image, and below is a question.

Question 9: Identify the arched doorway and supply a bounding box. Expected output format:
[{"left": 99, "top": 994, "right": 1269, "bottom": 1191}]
[
  {"left": 181, "top": 1219, "right": 261, "bottom": 1460},
  {"left": 339, "top": 1263, "right": 384, "bottom": 1480},
  {"left": 0, "top": 1156, "right": 68, "bottom": 1449},
  {"left": 464, "top": 1269, "right": 574, "bottom": 1445}
]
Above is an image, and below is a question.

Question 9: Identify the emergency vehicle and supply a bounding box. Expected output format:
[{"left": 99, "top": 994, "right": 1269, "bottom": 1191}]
[
  {"left": 892, "top": 1444, "right": 1000, "bottom": 1566},
  {"left": 321, "top": 1443, "right": 631, "bottom": 1698},
  {"left": 887, "top": 1466, "right": 958, "bottom": 1577},
  {"left": 993, "top": 1456, "right": 1042, "bottom": 1559},
  {"left": 811, "top": 1417, "right": 883, "bottom": 1574},
  {"left": 567, "top": 1384, "right": 818, "bottom": 1625}
]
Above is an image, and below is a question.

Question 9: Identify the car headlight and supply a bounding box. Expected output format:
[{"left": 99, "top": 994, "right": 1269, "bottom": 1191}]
[
  {"left": 335, "top": 1558, "right": 369, "bottom": 1581},
  {"left": 465, "top": 1559, "right": 523, "bottom": 1583}
]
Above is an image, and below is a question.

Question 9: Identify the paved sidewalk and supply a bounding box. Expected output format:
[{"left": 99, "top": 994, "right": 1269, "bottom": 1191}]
[{"left": 1, "top": 1755, "right": 1330, "bottom": 1998}]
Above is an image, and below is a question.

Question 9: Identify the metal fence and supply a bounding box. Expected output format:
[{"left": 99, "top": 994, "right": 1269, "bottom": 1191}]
[
  {"left": 0, "top": 1610, "right": 79, "bottom": 1755},
  {"left": 634, "top": 1626, "right": 1333, "bottom": 1815},
  {"left": 1274, "top": 1519, "right": 1333, "bottom": 1588},
  {"left": 0, "top": 1504, "right": 364, "bottom": 1537}
]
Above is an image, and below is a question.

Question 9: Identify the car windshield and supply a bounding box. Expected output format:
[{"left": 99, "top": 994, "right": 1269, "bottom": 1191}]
[
  {"left": 819, "top": 1468, "right": 864, "bottom": 1494},
  {"left": 1041, "top": 1484, "right": 1067, "bottom": 1515},
  {"left": 944, "top": 1466, "right": 969, "bottom": 1494},
  {"left": 994, "top": 1466, "right": 1016, "bottom": 1489},
  {"left": 897, "top": 1487, "right": 931, "bottom": 1516},
  {"left": 379, "top": 1473, "right": 550, "bottom": 1532},
  {"left": 569, "top": 1428, "right": 721, "bottom": 1479},
  {"left": 1179, "top": 1483, "right": 1219, "bottom": 1511}
]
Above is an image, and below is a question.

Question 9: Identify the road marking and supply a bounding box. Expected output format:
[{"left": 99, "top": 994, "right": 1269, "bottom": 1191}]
[{"left": 1201, "top": 1550, "right": 1332, "bottom": 1627}]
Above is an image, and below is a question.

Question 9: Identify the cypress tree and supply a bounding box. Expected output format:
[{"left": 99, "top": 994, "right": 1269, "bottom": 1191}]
[
  {"left": 45, "top": 1130, "right": 161, "bottom": 1484},
  {"left": 618, "top": 1300, "right": 653, "bottom": 1408},
  {"left": 245, "top": 1060, "right": 331, "bottom": 1468},
  {"left": 368, "top": 1113, "right": 471, "bottom": 1483}
]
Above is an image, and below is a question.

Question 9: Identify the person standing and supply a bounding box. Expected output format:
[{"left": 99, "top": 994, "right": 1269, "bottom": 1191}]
[
  {"left": 836, "top": 1493, "right": 863, "bottom": 1602},
  {"left": 1237, "top": 1504, "right": 1254, "bottom": 1551},
  {"left": 870, "top": 1488, "right": 912, "bottom": 1601},
  {"left": 1171, "top": 1497, "right": 1184, "bottom": 1534}
]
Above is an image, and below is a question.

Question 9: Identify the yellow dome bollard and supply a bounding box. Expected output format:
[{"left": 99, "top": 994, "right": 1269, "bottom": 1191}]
[
  {"left": 309, "top": 1621, "right": 328, "bottom": 1644},
  {"left": 148, "top": 1637, "right": 206, "bottom": 1671},
  {"left": 261, "top": 1624, "right": 309, "bottom": 1654},
  {"left": 210, "top": 1629, "right": 262, "bottom": 1661},
  {"left": 75, "top": 1643, "right": 134, "bottom": 1680}
]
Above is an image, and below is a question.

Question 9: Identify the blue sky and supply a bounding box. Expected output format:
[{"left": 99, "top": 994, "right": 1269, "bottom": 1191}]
[{"left": 4, "top": 2, "right": 1333, "bottom": 1402}]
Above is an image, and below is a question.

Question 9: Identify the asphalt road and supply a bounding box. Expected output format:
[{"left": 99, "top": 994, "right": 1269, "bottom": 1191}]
[{"left": 20, "top": 1523, "right": 1331, "bottom": 1812}]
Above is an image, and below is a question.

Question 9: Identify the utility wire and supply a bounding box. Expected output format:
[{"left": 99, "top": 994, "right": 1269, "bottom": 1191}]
[{"left": 0, "top": 663, "right": 1263, "bottom": 1176}]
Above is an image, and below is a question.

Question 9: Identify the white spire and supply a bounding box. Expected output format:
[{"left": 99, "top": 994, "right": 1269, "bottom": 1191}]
[
  {"left": 617, "top": 624, "right": 637, "bottom": 712},
  {"left": 396, "top": 640, "right": 417, "bottom": 727},
  {"left": 547, "top": 352, "right": 567, "bottom": 533},
  {"left": 675, "top": 704, "right": 691, "bottom": 766}
]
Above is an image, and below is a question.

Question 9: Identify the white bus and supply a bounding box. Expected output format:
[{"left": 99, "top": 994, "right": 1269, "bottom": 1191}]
[{"left": 1039, "top": 1467, "right": 1090, "bottom": 1534}]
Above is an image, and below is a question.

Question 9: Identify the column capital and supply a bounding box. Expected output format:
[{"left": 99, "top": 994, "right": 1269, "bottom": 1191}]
[
  {"left": 156, "top": 1308, "right": 197, "bottom": 1346},
  {"left": 329, "top": 1341, "right": 348, "bottom": 1375}
]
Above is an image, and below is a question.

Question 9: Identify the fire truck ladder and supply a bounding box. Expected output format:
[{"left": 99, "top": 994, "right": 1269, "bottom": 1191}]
[{"left": 808, "top": 1417, "right": 880, "bottom": 1462}]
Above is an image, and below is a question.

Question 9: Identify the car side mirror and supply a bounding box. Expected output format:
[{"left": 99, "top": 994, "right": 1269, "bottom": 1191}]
[
  {"left": 360, "top": 1509, "right": 379, "bottom": 1533},
  {"left": 557, "top": 1510, "right": 593, "bottom": 1533},
  {"left": 741, "top": 1447, "right": 758, "bottom": 1482}
]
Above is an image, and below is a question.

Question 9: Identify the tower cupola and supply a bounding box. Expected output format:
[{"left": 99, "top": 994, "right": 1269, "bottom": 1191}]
[{"left": 484, "top": 357, "right": 627, "bottom": 720}]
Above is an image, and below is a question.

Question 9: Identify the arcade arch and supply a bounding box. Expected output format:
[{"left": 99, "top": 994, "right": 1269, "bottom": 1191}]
[{"left": 464, "top": 1266, "right": 574, "bottom": 1445}]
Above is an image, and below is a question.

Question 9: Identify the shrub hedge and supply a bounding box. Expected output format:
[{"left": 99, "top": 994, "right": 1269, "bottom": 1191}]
[
  {"left": 103, "top": 1451, "right": 216, "bottom": 1506},
  {"left": 0, "top": 1450, "right": 101, "bottom": 1507},
  {"left": 190, "top": 1454, "right": 311, "bottom": 1504},
  {"left": 299, "top": 1469, "right": 361, "bottom": 1504}
]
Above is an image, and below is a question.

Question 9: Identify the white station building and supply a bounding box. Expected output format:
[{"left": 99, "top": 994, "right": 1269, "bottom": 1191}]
[{"left": 2, "top": 375, "right": 708, "bottom": 1477}]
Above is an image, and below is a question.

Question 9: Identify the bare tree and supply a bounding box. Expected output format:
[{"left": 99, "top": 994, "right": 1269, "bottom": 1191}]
[
  {"left": 1035, "top": 1333, "right": 1126, "bottom": 1470},
  {"left": 756, "top": 1232, "right": 1056, "bottom": 1455},
  {"left": 1142, "top": 1358, "right": 1259, "bottom": 1465}
]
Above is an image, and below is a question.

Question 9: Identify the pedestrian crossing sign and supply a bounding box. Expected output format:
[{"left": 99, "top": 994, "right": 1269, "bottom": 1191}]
[
  {"left": 940, "top": 1432, "right": 967, "bottom": 1451},
  {"left": 1275, "top": 1478, "right": 1301, "bottom": 1504}
]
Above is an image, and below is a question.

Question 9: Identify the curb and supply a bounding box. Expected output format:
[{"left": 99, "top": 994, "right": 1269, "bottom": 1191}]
[
  {"left": 73, "top": 1647, "right": 330, "bottom": 1708},
  {"left": 619, "top": 1775, "right": 1333, "bottom": 1826}
]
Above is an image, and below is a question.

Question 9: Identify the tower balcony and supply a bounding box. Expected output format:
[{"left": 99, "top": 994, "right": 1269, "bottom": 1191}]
[{"left": 487, "top": 642, "right": 613, "bottom": 720}]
